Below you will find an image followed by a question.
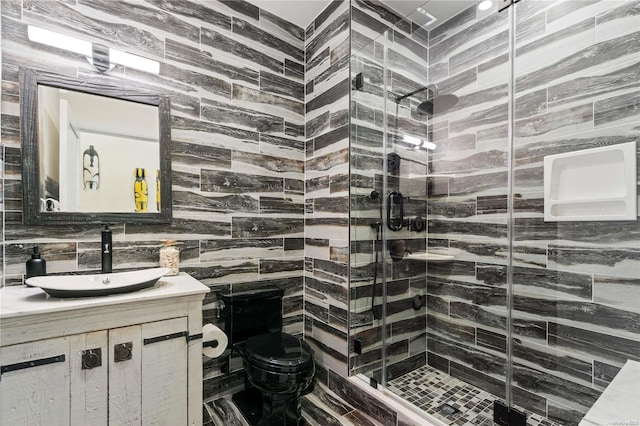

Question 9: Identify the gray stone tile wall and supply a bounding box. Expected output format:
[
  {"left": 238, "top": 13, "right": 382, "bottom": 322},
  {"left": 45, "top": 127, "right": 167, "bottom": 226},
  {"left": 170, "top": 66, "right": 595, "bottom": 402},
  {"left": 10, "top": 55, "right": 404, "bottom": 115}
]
[
  {"left": 3, "top": 1, "right": 637, "bottom": 422},
  {"left": 425, "top": 1, "right": 640, "bottom": 424},
  {"left": 304, "top": 0, "right": 351, "bottom": 376},
  {"left": 0, "top": 0, "right": 305, "bottom": 403}
]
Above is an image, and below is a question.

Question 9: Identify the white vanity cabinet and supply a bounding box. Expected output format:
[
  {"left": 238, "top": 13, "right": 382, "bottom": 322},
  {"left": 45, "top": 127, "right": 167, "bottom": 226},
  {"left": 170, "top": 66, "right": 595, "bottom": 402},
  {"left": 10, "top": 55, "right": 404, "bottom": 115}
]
[
  {"left": 0, "top": 336, "right": 73, "bottom": 425},
  {"left": 0, "top": 273, "right": 209, "bottom": 426}
]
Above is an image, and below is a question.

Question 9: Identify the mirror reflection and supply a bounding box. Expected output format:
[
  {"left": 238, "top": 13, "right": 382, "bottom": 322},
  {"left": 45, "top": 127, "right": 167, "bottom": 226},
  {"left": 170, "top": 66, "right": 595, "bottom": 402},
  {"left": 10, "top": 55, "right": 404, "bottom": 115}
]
[{"left": 38, "top": 85, "right": 161, "bottom": 214}]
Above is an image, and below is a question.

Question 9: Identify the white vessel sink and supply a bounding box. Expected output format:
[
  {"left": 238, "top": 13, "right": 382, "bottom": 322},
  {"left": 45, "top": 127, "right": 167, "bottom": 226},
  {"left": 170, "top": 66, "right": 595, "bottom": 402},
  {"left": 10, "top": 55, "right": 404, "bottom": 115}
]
[{"left": 25, "top": 267, "right": 170, "bottom": 298}]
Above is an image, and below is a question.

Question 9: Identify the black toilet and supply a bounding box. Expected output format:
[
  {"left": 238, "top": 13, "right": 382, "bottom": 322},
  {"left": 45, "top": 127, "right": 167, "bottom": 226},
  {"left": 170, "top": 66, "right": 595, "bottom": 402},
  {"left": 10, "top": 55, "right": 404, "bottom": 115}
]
[{"left": 220, "top": 288, "right": 315, "bottom": 425}]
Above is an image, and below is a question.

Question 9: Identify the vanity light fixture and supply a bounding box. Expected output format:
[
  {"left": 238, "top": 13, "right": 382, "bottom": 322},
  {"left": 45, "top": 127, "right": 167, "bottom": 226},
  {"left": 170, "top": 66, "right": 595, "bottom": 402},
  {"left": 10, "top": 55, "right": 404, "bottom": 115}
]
[{"left": 27, "top": 26, "right": 160, "bottom": 75}]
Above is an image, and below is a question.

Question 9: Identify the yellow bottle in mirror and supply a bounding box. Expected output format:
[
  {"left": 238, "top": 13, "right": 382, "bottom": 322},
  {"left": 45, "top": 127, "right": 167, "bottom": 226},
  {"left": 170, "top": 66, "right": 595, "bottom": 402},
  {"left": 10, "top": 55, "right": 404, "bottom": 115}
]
[
  {"left": 156, "top": 169, "right": 161, "bottom": 212},
  {"left": 134, "top": 168, "right": 148, "bottom": 212}
]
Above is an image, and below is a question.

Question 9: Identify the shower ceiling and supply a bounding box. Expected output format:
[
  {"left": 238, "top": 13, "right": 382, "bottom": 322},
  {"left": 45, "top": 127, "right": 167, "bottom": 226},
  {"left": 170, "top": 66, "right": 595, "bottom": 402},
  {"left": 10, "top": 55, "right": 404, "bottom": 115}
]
[{"left": 246, "top": 0, "right": 476, "bottom": 29}]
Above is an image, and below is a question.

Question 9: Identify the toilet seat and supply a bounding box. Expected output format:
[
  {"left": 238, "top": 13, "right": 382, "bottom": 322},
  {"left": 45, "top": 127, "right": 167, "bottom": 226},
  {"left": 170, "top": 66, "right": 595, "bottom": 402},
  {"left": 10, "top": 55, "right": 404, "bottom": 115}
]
[{"left": 243, "top": 332, "right": 314, "bottom": 374}]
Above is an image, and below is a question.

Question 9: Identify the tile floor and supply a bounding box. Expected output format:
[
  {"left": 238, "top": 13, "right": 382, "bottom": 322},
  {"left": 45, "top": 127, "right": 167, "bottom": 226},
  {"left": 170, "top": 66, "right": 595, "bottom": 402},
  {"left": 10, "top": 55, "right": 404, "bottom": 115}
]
[
  {"left": 387, "top": 365, "right": 562, "bottom": 426},
  {"left": 205, "top": 364, "right": 565, "bottom": 426},
  {"left": 205, "top": 382, "right": 380, "bottom": 426}
]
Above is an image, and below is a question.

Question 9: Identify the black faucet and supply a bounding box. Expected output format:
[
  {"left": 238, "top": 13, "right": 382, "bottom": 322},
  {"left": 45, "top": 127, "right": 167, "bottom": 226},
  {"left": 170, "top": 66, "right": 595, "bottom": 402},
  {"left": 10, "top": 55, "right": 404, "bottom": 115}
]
[{"left": 101, "top": 225, "right": 112, "bottom": 274}]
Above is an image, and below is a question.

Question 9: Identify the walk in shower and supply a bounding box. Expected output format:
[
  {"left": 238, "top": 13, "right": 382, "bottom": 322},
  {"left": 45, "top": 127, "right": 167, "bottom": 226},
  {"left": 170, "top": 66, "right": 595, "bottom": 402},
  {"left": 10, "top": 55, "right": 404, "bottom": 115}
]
[{"left": 349, "top": 0, "right": 640, "bottom": 424}]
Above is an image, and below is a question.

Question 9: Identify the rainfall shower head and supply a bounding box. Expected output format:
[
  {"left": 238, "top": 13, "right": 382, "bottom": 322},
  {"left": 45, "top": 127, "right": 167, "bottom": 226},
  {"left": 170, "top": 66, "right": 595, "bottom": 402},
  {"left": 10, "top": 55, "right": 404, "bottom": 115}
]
[
  {"left": 395, "top": 84, "right": 458, "bottom": 116},
  {"left": 416, "top": 93, "right": 459, "bottom": 116}
]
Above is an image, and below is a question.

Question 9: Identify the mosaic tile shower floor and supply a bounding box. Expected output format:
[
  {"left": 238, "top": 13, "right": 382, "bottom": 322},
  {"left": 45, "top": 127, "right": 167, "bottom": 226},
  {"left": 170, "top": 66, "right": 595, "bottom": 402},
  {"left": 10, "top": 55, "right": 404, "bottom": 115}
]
[{"left": 387, "top": 365, "right": 562, "bottom": 426}]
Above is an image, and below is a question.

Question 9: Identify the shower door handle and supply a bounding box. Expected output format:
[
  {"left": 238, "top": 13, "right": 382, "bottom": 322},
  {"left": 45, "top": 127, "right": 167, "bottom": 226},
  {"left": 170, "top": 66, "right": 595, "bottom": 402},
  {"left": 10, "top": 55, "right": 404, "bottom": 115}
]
[{"left": 387, "top": 191, "right": 404, "bottom": 231}]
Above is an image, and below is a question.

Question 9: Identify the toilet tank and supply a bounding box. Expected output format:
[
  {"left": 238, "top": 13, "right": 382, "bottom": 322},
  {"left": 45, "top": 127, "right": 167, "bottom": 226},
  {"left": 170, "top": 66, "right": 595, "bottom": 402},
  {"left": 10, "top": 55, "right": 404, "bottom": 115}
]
[{"left": 219, "top": 288, "right": 284, "bottom": 345}]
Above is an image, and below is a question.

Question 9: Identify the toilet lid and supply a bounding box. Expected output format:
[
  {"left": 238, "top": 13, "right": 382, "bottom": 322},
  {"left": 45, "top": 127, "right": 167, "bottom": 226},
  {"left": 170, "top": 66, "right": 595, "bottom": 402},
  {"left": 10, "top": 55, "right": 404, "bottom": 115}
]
[{"left": 244, "top": 332, "right": 314, "bottom": 373}]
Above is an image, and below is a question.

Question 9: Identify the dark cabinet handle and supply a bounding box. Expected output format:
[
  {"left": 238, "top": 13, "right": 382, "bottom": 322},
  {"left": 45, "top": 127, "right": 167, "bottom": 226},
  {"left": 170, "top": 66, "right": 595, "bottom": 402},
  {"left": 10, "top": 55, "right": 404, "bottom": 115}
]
[
  {"left": 1, "top": 354, "right": 65, "bottom": 377},
  {"left": 143, "top": 331, "right": 188, "bottom": 345},
  {"left": 81, "top": 348, "right": 102, "bottom": 370},
  {"left": 114, "top": 342, "right": 133, "bottom": 362}
]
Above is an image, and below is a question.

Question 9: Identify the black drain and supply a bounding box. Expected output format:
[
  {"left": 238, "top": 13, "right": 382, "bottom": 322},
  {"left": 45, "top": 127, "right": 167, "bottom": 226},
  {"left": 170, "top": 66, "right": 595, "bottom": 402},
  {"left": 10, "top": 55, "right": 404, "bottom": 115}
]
[{"left": 438, "top": 403, "right": 461, "bottom": 417}]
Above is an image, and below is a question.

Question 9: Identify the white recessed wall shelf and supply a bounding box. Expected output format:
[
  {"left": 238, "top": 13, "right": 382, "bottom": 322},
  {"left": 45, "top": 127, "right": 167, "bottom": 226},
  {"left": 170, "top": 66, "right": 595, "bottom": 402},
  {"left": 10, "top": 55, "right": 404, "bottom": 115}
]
[{"left": 544, "top": 142, "right": 637, "bottom": 222}]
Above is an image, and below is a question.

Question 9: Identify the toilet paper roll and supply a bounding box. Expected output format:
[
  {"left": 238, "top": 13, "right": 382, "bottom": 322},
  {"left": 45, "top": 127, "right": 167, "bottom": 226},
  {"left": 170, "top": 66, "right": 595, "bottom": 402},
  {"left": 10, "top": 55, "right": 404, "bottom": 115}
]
[{"left": 202, "top": 323, "right": 228, "bottom": 358}]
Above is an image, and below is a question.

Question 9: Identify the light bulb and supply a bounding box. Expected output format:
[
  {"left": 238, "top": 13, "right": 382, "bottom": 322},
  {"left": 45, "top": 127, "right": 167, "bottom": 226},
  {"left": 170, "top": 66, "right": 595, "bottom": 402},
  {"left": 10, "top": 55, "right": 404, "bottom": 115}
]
[
  {"left": 403, "top": 135, "right": 423, "bottom": 146},
  {"left": 479, "top": 0, "right": 493, "bottom": 11},
  {"left": 423, "top": 141, "right": 437, "bottom": 151}
]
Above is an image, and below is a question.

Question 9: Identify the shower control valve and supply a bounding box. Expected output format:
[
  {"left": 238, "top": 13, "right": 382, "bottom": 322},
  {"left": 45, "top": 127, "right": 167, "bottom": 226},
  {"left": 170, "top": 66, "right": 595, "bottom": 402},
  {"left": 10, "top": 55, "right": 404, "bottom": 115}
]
[{"left": 411, "top": 217, "right": 426, "bottom": 232}]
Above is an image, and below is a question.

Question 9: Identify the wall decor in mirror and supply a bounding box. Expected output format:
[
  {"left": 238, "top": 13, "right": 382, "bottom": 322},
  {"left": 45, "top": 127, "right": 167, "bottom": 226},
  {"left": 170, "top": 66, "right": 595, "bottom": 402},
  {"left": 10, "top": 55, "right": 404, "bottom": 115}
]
[{"left": 20, "top": 67, "right": 172, "bottom": 225}]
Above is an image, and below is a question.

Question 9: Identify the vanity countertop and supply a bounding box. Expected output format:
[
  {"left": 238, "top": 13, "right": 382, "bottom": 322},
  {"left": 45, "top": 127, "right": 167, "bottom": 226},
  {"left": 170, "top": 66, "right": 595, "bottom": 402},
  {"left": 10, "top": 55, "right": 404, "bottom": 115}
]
[{"left": 0, "top": 272, "right": 209, "bottom": 320}]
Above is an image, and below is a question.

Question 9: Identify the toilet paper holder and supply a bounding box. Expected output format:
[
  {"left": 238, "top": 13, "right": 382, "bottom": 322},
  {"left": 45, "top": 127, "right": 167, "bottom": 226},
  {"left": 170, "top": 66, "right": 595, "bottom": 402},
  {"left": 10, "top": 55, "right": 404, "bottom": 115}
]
[
  {"left": 203, "top": 340, "right": 220, "bottom": 349},
  {"left": 201, "top": 323, "right": 229, "bottom": 359},
  {"left": 186, "top": 332, "right": 221, "bottom": 346},
  {"left": 187, "top": 332, "right": 224, "bottom": 349},
  {"left": 170, "top": 327, "right": 225, "bottom": 350}
]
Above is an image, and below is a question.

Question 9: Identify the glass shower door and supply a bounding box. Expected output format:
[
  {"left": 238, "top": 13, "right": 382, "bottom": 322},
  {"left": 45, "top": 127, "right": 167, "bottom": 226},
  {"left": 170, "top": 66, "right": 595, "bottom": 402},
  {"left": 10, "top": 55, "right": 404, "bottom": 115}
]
[
  {"left": 349, "top": 29, "right": 393, "bottom": 383},
  {"left": 349, "top": 1, "right": 515, "bottom": 422},
  {"left": 412, "top": 0, "right": 512, "bottom": 419},
  {"left": 351, "top": 1, "right": 640, "bottom": 424},
  {"left": 511, "top": 1, "right": 640, "bottom": 424}
]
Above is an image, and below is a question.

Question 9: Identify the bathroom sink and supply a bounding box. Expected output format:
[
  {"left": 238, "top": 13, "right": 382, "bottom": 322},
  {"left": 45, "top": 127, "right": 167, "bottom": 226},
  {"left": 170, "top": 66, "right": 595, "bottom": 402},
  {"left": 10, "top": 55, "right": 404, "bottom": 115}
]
[{"left": 25, "top": 267, "right": 170, "bottom": 298}]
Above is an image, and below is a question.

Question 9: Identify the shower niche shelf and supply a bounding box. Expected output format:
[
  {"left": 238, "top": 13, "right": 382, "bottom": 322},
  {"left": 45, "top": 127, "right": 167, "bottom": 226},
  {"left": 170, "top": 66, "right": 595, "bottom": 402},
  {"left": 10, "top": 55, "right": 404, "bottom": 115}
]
[
  {"left": 409, "top": 173, "right": 456, "bottom": 180},
  {"left": 404, "top": 174, "right": 456, "bottom": 202},
  {"left": 405, "top": 252, "right": 454, "bottom": 262},
  {"left": 544, "top": 142, "right": 637, "bottom": 222}
]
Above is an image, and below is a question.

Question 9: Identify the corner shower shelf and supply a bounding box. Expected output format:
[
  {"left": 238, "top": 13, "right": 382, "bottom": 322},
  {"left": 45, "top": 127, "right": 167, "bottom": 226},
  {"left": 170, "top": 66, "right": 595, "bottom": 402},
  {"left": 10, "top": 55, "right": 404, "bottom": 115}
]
[
  {"left": 404, "top": 174, "right": 456, "bottom": 202},
  {"left": 404, "top": 252, "right": 455, "bottom": 262},
  {"left": 409, "top": 174, "right": 456, "bottom": 180}
]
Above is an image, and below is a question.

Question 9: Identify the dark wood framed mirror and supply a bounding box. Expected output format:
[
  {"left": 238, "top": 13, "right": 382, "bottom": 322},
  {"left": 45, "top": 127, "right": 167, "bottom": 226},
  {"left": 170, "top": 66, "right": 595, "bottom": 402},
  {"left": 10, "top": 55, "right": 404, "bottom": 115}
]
[{"left": 20, "top": 67, "right": 172, "bottom": 225}]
